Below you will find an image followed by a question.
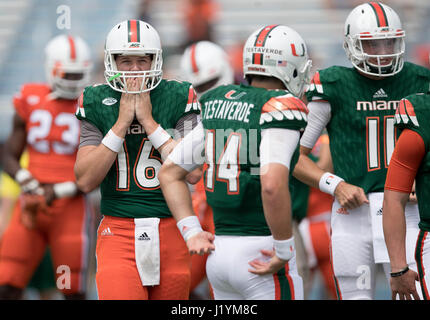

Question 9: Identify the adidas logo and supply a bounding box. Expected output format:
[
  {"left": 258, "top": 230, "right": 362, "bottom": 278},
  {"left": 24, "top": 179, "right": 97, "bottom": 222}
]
[
  {"left": 138, "top": 232, "right": 150, "bottom": 241},
  {"left": 101, "top": 227, "right": 114, "bottom": 236},
  {"left": 376, "top": 208, "right": 383, "bottom": 216},
  {"left": 373, "top": 88, "right": 388, "bottom": 98}
]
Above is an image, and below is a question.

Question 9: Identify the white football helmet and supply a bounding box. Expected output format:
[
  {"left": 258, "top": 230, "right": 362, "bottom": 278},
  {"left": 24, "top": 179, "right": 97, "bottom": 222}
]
[
  {"left": 180, "top": 41, "right": 234, "bottom": 95},
  {"left": 343, "top": 2, "right": 405, "bottom": 77},
  {"left": 45, "top": 34, "right": 92, "bottom": 99},
  {"left": 243, "top": 25, "right": 312, "bottom": 97},
  {"left": 104, "top": 20, "right": 163, "bottom": 93}
]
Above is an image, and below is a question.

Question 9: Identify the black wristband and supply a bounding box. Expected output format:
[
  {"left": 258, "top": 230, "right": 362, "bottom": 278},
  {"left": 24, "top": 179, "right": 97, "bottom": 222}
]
[{"left": 390, "top": 266, "right": 409, "bottom": 277}]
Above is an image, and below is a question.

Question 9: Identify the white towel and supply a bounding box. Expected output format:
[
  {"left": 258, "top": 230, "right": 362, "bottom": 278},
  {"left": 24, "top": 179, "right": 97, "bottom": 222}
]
[
  {"left": 368, "top": 192, "right": 389, "bottom": 263},
  {"left": 134, "top": 217, "right": 161, "bottom": 286}
]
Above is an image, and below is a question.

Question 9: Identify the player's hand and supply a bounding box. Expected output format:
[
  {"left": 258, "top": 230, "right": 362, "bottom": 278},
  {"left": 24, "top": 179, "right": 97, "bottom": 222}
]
[
  {"left": 135, "top": 84, "right": 156, "bottom": 134},
  {"left": 390, "top": 269, "right": 421, "bottom": 300},
  {"left": 118, "top": 78, "right": 137, "bottom": 127},
  {"left": 18, "top": 174, "right": 41, "bottom": 195},
  {"left": 19, "top": 194, "right": 47, "bottom": 229},
  {"left": 248, "top": 249, "right": 286, "bottom": 275},
  {"left": 186, "top": 231, "right": 215, "bottom": 255},
  {"left": 334, "top": 181, "right": 369, "bottom": 210},
  {"left": 40, "top": 184, "right": 55, "bottom": 206}
]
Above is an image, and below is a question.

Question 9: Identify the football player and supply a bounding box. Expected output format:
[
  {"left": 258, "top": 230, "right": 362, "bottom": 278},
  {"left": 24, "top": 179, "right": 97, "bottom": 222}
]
[
  {"left": 159, "top": 24, "right": 312, "bottom": 300},
  {"left": 383, "top": 90, "right": 430, "bottom": 300},
  {"left": 293, "top": 2, "right": 430, "bottom": 299},
  {"left": 0, "top": 34, "right": 93, "bottom": 299},
  {"left": 74, "top": 20, "right": 212, "bottom": 300}
]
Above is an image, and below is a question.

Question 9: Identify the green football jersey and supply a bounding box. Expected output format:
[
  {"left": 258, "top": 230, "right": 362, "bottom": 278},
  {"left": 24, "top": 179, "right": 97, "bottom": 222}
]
[
  {"left": 75, "top": 79, "right": 200, "bottom": 218},
  {"left": 200, "top": 84, "right": 307, "bottom": 236},
  {"left": 306, "top": 62, "right": 430, "bottom": 193},
  {"left": 394, "top": 93, "right": 430, "bottom": 231}
]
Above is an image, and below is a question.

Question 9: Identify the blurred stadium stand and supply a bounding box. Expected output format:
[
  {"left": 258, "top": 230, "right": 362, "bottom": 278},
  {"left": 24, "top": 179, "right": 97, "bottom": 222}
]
[
  {"left": 0, "top": 0, "right": 141, "bottom": 142},
  {"left": 0, "top": 0, "right": 429, "bottom": 142}
]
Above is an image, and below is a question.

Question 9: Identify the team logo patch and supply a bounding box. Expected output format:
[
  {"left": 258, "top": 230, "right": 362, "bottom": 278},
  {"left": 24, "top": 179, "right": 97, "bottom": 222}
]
[
  {"left": 225, "top": 90, "right": 247, "bottom": 100},
  {"left": 102, "top": 97, "right": 118, "bottom": 106}
]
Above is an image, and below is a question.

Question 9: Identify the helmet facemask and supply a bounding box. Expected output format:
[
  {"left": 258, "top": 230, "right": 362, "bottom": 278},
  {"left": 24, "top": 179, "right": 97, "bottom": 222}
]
[
  {"left": 48, "top": 64, "right": 90, "bottom": 99},
  {"left": 344, "top": 31, "right": 405, "bottom": 77},
  {"left": 104, "top": 50, "right": 163, "bottom": 93},
  {"left": 277, "top": 58, "right": 312, "bottom": 98}
]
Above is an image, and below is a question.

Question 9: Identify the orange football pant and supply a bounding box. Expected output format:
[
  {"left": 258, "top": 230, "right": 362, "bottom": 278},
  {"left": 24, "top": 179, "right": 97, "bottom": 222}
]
[
  {"left": 0, "top": 195, "right": 93, "bottom": 295},
  {"left": 95, "top": 215, "right": 191, "bottom": 300}
]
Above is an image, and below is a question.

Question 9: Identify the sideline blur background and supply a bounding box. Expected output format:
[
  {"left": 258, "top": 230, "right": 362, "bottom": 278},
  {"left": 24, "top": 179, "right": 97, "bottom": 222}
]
[{"left": 0, "top": 0, "right": 429, "bottom": 299}]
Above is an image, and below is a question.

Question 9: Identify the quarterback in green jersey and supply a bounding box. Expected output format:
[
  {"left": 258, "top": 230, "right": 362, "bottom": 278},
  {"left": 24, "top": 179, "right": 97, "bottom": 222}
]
[
  {"left": 293, "top": 2, "right": 430, "bottom": 300},
  {"left": 159, "top": 24, "right": 312, "bottom": 300},
  {"left": 74, "top": 20, "right": 212, "bottom": 300},
  {"left": 384, "top": 92, "right": 430, "bottom": 300}
]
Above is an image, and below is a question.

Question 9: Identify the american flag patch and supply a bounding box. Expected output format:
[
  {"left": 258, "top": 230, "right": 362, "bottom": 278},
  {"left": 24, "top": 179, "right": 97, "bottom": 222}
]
[{"left": 277, "top": 60, "right": 287, "bottom": 66}]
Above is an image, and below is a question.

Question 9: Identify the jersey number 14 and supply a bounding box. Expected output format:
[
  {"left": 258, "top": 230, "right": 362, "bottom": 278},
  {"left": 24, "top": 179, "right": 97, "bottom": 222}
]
[{"left": 205, "top": 130, "right": 241, "bottom": 194}]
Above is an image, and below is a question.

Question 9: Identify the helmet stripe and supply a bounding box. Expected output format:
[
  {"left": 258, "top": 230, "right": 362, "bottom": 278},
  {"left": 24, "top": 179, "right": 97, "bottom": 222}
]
[
  {"left": 68, "top": 36, "right": 76, "bottom": 61},
  {"left": 128, "top": 20, "right": 140, "bottom": 42},
  {"left": 368, "top": 2, "right": 388, "bottom": 27},
  {"left": 252, "top": 24, "right": 279, "bottom": 65},
  {"left": 190, "top": 44, "right": 199, "bottom": 73}
]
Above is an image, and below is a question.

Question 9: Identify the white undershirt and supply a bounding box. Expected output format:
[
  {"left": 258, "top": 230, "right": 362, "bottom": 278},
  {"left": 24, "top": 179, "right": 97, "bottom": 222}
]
[
  {"left": 300, "top": 100, "right": 331, "bottom": 149},
  {"left": 260, "top": 128, "right": 299, "bottom": 169}
]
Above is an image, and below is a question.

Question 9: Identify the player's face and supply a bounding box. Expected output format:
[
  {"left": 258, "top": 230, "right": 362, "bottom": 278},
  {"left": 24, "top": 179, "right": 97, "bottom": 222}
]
[
  {"left": 116, "top": 55, "right": 152, "bottom": 72},
  {"left": 361, "top": 39, "right": 396, "bottom": 66}
]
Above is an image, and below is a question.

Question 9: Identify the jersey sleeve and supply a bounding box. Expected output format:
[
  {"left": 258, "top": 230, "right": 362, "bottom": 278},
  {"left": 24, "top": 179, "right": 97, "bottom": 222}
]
[
  {"left": 13, "top": 85, "right": 30, "bottom": 121},
  {"left": 305, "top": 70, "right": 334, "bottom": 103},
  {"left": 75, "top": 86, "right": 100, "bottom": 130},
  {"left": 394, "top": 95, "right": 430, "bottom": 151},
  {"left": 259, "top": 94, "right": 308, "bottom": 131},
  {"left": 186, "top": 84, "right": 201, "bottom": 114}
]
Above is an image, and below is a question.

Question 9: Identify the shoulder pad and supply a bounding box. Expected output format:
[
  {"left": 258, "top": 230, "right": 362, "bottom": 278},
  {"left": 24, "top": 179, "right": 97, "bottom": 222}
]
[{"left": 260, "top": 94, "right": 308, "bottom": 125}]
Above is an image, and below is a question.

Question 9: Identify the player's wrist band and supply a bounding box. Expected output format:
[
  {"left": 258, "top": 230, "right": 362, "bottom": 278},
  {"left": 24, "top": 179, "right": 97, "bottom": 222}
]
[
  {"left": 319, "top": 172, "right": 344, "bottom": 196},
  {"left": 15, "top": 168, "right": 32, "bottom": 184},
  {"left": 273, "top": 236, "right": 295, "bottom": 261},
  {"left": 390, "top": 266, "right": 409, "bottom": 278},
  {"left": 147, "top": 125, "right": 171, "bottom": 149},
  {"left": 177, "top": 215, "right": 203, "bottom": 242},
  {"left": 15, "top": 168, "right": 41, "bottom": 193},
  {"left": 53, "top": 182, "right": 78, "bottom": 199},
  {"left": 102, "top": 129, "right": 124, "bottom": 153}
]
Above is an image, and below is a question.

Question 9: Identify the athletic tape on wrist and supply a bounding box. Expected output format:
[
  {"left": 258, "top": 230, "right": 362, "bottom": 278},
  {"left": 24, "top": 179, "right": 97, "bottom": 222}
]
[
  {"left": 147, "top": 125, "right": 171, "bottom": 149},
  {"left": 273, "top": 237, "right": 295, "bottom": 261},
  {"left": 319, "top": 172, "right": 344, "bottom": 196},
  {"left": 53, "top": 182, "right": 78, "bottom": 199},
  {"left": 102, "top": 129, "right": 124, "bottom": 153},
  {"left": 177, "top": 216, "right": 203, "bottom": 242}
]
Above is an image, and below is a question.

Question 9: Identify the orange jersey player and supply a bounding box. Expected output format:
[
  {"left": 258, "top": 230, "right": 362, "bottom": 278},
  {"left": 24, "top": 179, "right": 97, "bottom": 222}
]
[{"left": 0, "top": 34, "right": 94, "bottom": 300}]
